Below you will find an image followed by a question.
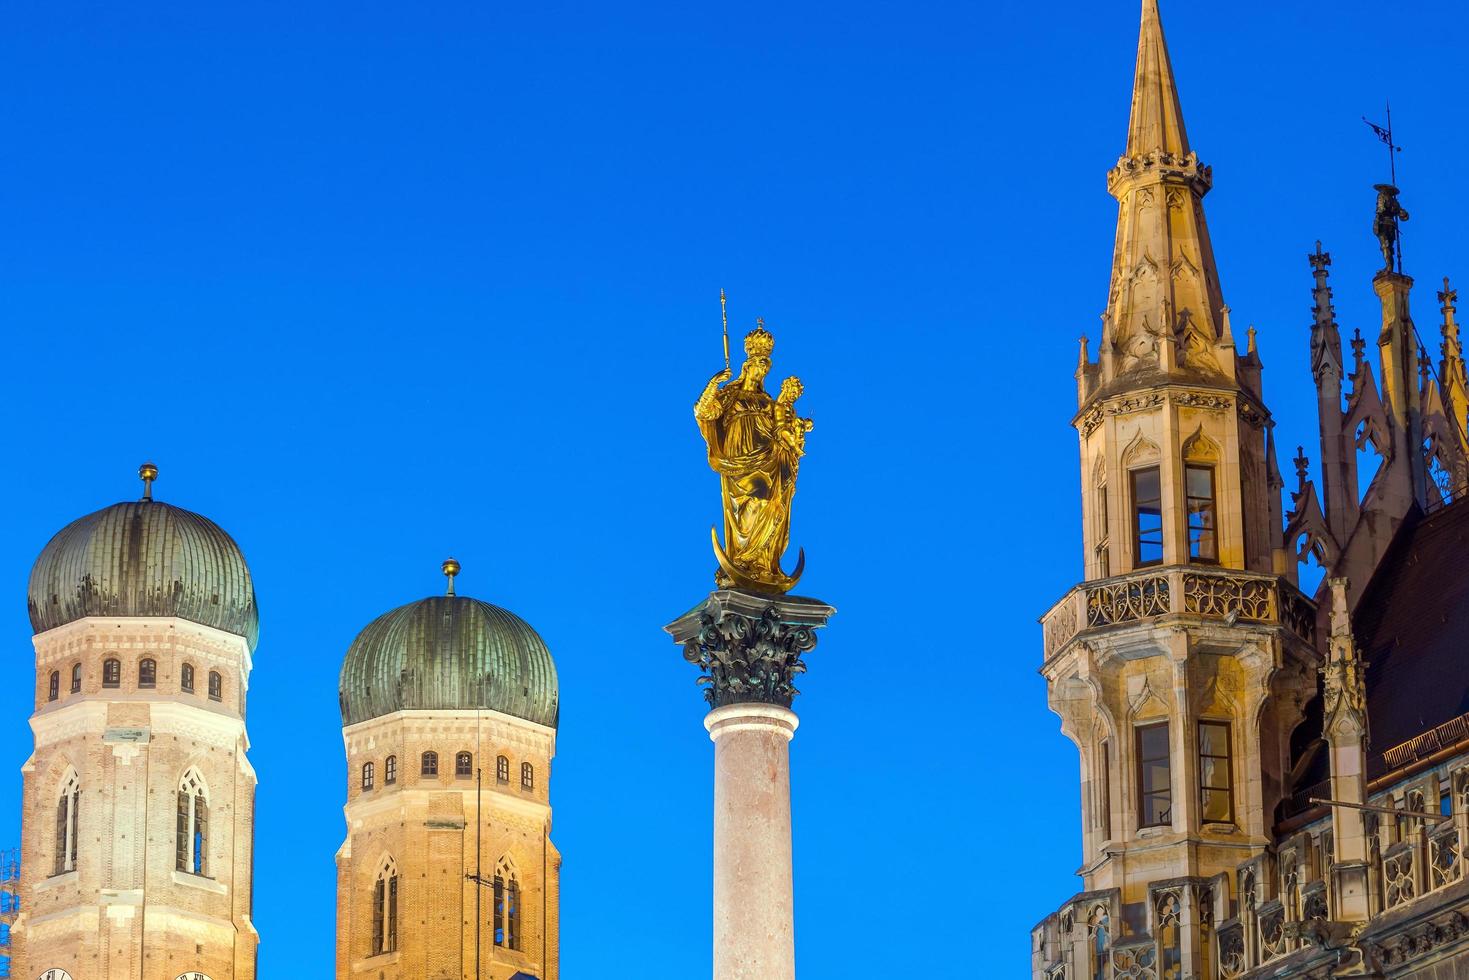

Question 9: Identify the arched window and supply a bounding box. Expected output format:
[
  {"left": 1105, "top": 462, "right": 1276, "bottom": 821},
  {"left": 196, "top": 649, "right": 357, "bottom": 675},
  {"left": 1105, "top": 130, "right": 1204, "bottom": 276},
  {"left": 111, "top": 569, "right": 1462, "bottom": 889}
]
[
  {"left": 372, "top": 857, "right": 399, "bottom": 955},
  {"left": 208, "top": 671, "right": 223, "bottom": 702},
  {"left": 54, "top": 770, "right": 80, "bottom": 875},
  {"left": 138, "top": 659, "right": 157, "bottom": 689},
  {"left": 456, "top": 752, "right": 473, "bottom": 778},
  {"left": 181, "top": 663, "right": 195, "bottom": 693},
  {"left": 48, "top": 671, "right": 60, "bottom": 702},
  {"left": 362, "top": 762, "right": 375, "bottom": 791},
  {"left": 496, "top": 755, "right": 510, "bottom": 784},
  {"left": 384, "top": 755, "right": 397, "bottom": 785},
  {"left": 70, "top": 662, "right": 81, "bottom": 693},
  {"left": 102, "top": 658, "right": 121, "bottom": 689},
  {"left": 521, "top": 762, "right": 534, "bottom": 791},
  {"left": 493, "top": 856, "right": 522, "bottom": 951},
  {"left": 421, "top": 751, "right": 438, "bottom": 777},
  {"left": 177, "top": 769, "right": 209, "bottom": 876}
]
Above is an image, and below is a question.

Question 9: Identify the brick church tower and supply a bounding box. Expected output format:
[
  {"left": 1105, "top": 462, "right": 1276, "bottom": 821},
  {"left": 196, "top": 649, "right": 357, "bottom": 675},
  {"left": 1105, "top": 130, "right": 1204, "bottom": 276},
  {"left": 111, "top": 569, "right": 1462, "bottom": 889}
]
[
  {"left": 10, "top": 464, "right": 259, "bottom": 980},
  {"left": 335, "top": 560, "right": 560, "bottom": 980}
]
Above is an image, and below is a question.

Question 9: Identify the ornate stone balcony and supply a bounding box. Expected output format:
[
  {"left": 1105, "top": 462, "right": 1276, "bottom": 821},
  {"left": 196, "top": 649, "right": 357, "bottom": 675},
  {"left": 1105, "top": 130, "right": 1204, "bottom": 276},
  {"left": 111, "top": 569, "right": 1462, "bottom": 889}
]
[{"left": 1041, "top": 565, "right": 1317, "bottom": 663}]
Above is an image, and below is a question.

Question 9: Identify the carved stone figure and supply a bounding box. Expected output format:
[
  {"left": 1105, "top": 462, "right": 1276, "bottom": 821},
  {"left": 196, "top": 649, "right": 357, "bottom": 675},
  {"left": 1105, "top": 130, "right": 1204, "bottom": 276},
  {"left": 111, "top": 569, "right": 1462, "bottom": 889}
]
[
  {"left": 694, "top": 323, "right": 812, "bottom": 593},
  {"left": 1373, "top": 183, "right": 1409, "bottom": 271}
]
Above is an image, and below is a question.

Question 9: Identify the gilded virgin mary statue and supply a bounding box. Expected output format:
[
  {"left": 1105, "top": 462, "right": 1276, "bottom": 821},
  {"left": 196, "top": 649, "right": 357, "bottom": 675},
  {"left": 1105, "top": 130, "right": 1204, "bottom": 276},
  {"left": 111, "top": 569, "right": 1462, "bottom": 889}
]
[{"left": 694, "top": 322, "right": 813, "bottom": 593}]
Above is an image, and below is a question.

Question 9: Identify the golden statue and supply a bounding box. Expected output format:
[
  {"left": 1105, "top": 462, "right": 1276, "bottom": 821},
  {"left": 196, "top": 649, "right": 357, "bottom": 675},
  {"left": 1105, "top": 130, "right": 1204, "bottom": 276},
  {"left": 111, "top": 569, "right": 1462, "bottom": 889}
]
[{"left": 695, "top": 321, "right": 813, "bottom": 593}]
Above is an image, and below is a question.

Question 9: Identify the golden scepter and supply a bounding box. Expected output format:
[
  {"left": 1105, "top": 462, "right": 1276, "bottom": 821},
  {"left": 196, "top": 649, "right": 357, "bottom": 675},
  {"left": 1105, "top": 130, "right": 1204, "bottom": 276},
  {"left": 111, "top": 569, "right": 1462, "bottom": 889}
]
[{"left": 720, "top": 288, "right": 730, "bottom": 372}]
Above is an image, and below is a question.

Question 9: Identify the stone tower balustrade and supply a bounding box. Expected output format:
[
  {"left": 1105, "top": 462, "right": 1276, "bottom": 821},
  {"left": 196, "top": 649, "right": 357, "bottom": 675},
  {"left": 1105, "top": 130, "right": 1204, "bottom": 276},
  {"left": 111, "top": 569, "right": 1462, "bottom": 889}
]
[{"left": 1042, "top": 565, "right": 1317, "bottom": 663}]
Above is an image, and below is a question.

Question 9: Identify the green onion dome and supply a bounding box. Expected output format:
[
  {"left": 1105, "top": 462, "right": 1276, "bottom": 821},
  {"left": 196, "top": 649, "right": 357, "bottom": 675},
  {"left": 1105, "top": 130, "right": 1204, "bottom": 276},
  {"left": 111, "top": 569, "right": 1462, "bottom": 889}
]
[
  {"left": 338, "top": 577, "right": 559, "bottom": 729},
  {"left": 28, "top": 472, "right": 258, "bottom": 649}
]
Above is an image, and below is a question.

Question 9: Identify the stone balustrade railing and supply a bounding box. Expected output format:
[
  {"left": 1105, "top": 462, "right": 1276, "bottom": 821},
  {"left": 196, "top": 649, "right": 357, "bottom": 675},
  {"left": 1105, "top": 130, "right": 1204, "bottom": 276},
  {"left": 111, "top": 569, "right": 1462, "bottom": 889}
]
[{"left": 1041, "top": 565, "right": 1316, "bottom": 661}]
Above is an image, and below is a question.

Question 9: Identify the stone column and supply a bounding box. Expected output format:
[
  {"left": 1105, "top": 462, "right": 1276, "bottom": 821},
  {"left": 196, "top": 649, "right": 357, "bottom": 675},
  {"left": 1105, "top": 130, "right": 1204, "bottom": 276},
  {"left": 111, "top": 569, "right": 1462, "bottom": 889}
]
[
  {"left": 667, "top": 589, "right": 835, "bottom": 980},
  {"left": 706, "top": 703, "right": 798, "bottom": 980}
]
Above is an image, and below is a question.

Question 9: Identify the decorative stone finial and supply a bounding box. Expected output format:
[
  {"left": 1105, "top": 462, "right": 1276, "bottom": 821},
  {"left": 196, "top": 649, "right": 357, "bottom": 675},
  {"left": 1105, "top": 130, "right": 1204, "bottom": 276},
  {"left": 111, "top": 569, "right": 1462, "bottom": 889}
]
[
  {"left": 139, "top": 461, "right": 158, "bottom": 501},
  {"left": 1294, "top": 446, "right": 1310, "bottom": 492},
  {"left": 442, "top": 557, "right": 461, "bottom": 596}
]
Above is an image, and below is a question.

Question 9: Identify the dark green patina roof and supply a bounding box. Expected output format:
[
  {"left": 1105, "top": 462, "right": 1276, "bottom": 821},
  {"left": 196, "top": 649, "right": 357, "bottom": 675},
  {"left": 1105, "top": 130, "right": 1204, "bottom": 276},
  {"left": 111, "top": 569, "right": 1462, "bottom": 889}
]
[
  {"left": 339, "top": 595, "right": 558, "bottom": 729},
  {"left": 28, "top": 500, "right": 259, "bottom": 649}
]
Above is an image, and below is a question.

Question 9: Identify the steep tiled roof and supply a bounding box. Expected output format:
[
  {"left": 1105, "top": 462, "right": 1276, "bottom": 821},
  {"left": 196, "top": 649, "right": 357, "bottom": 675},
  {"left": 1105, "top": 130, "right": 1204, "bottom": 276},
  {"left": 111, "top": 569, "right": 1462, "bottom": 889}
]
[{"left": 1355, "top": 498, "right": 1469, "bottom": 778}]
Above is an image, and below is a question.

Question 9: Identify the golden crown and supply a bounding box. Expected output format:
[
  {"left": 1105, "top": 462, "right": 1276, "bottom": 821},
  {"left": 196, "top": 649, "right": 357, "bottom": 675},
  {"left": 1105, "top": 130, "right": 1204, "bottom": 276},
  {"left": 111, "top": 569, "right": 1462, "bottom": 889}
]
[{"left": 744, "top": 324, "right": 775, "bottom": 357}]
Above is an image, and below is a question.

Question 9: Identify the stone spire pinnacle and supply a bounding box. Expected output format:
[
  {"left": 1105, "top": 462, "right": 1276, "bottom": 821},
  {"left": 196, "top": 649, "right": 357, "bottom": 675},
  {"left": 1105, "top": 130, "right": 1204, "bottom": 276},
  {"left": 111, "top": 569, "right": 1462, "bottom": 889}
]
[
  {"left": 1126, "top": 0, "right": 1191, "bottom": 159},
  {"left": 1095, "top": 0, "right": 1225, "bottom": 387}
]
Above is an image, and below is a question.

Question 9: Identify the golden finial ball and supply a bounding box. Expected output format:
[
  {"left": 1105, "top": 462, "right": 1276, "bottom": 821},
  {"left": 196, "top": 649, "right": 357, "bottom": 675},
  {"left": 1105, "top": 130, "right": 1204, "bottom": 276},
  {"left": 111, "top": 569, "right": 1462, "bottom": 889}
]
[
  {"left": 139, "top": 461, "right": 159, "bottom": 483},
  {"left": 442, "top": 557, "right": 461, "bottom": 578}
]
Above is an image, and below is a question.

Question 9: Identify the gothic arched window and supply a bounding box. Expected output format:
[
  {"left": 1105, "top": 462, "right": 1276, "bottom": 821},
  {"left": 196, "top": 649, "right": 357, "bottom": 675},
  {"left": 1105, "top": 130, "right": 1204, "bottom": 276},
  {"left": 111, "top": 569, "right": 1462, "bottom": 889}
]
[
  {"left": 181, "top": 663, "right": 195, "bottom": 693},
  {"left": 1130, "top": 467, "right": 1164, "bottom": 567},
  {"left": 521, "top": 762, "right": 534, "bottom": 791},
  {"left": 177, "top": 769, "right": 210, "bottom": 877},
  {"left": 48, "top": 671, "right": 60, "bottom": 702},
  {"left": 362, "top": 762, "right": 375, "bottom": 792},
  {"left": 208, "top": 671, "right": 223, "bottom": 702},
  {"left": 456, "top": 752, "right": 473, "bottom": 779},
  {"left": 496, "top": 755, "right": 510, "bottom": 784},
  {"left": 421, "top": 751, "right": 438, "bottom": 777},
  {"left": 372, "top": 857, "right": 399, "bottom": 955},
  {"left": 138, "top": 659, "right": 157, "bottom": 689},
  {"left": 493, "top": 856, "right": 521, "bottom": 951},
  {"left": 70, "top": 662, "right": 81, "bottom": 693},
  {"left": 54, "top": 770, "right": 80, "bottom": 875},
  {"left": 102, "top": 658, "right": 121, "bottom": 689},
  {"left": 384, "top": 755, "right": 397, "bottom": 785}
]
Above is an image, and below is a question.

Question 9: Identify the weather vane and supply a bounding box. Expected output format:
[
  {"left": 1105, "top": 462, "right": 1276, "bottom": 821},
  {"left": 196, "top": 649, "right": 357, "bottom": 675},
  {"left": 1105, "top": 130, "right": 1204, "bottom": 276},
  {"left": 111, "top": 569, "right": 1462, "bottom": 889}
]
[{"left": 1365, "top": 102, "right": 1409, "bottom": 274}]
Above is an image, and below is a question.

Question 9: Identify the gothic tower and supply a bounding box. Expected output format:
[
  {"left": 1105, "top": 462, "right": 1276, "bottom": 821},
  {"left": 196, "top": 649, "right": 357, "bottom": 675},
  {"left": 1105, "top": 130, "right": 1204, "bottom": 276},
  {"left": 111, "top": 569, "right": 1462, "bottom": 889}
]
[
  {"left": 1036, "top": 2, "right": 1318, "bottom": 974},
  {"left": 10, "top": 465, "right": 260, "bottom": 980},
  {"left": 335, "top": 561, "right": 560, "bottom": 980}
]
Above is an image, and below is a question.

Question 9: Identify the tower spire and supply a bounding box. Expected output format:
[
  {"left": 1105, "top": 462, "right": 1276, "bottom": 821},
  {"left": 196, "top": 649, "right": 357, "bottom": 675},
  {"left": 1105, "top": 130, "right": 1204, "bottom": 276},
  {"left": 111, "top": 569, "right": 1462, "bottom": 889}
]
[
  {"left": 1099, "top": 0, "right": 1226, "bottom": 384},
  {"left": 1127, "top": 0, "right": 1191, "bottom": 159}
]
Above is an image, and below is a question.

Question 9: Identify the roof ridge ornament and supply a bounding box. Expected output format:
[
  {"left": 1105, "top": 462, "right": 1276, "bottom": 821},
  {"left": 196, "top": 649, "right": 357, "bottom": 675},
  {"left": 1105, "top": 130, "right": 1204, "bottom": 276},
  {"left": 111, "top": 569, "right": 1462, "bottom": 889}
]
[
  {"left": 442, "top": 557, "right": 461, "bottom": 596},
  {"left": 139, "top": 461, "right": 158, "bottom": 501}
]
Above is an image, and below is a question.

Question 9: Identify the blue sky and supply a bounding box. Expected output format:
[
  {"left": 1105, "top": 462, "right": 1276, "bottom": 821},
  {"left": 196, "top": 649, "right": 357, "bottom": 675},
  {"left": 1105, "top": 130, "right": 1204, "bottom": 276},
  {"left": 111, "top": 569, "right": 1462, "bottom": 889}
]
[{"left": 1, "top": 0, "right": 1467, "bottom": 975}]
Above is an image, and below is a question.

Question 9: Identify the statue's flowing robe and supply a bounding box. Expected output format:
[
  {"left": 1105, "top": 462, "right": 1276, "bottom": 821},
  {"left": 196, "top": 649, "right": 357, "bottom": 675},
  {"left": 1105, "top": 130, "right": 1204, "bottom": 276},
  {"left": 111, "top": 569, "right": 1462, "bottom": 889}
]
[{"left": 697, "top": 382, "right": 799, "bottom": 585}]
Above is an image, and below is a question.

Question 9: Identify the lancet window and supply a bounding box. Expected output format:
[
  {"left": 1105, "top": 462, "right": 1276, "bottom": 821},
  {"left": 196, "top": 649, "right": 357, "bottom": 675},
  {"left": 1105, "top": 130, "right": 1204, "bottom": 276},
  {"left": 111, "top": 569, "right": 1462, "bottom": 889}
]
[
  {"left": 1155, "top": 891, "right": 1181, "bottom": 976},
  {"left": 1185, "top": 465, "right": 1218, "bottom": 562},
  {"left": 384, "top": 755, "right": 397, "bottom": 785},
  {"left": 48, "top": 671, "right": 59, "bottom": 702},
  {"left": 1136, "top": 722, "right": 1172, "bottom": 828},
  {"left": 70, "top": 662, "right": 81, "bottom": 693},
  {"left": 181, "top": 663, "right": 195, "bottom": 693},
  {"left": 139, "top": 658, "right": 157, "bottom": 689},
  {"left": 1131, "top": 467, "right": 1164, "bottom": 566},
  {"left": 1199, "top": 721, "right": 1233, "bottom": 823},
  {"left": 1094, "top": 460, "right": 1111, "bottom": 577},
  {"left": 176, "top": 769, "right": 210, "bottom": 877},
  {"left": 53, "top": 770, "right": 80, "bottom": 875},
  {"left": 496, "top": 755, "right": 510, "bottom": 784},
  {"left": 421, "top": 751, "right": 438, "bottom": 776},
  {"left": 1087, "top": 905, "right": 1111, "bottom": 980},
  {"left": 372, "top": 856, "right": 399, "bottom": 955},
  {"left": 456, "top": 751, "right": 473, "bottom": 778},
  {"left": 103, "top": 658, "right": 121, "bottom": 689},
  {"left": 1098, "top": 739, "right": 1112, "bottom": 840},
  {"left": 521, "top": 762, "right": 534, "bottom": 791},
  {"left": 362, "top": 762, "right": 375, "bottom": 791},
  {"left": 208, "top": 670, "right": 223, "bottom": 701},
  {"left": 493, "top": 856, "right": 522, "bottom": 951}
]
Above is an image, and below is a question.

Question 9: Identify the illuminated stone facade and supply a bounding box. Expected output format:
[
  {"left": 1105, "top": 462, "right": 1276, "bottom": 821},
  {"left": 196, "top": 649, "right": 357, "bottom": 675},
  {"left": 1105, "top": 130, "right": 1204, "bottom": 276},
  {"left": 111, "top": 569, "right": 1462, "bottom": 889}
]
[{"left": 1033, "top": 3, "right": 1469, "bottom": 977}]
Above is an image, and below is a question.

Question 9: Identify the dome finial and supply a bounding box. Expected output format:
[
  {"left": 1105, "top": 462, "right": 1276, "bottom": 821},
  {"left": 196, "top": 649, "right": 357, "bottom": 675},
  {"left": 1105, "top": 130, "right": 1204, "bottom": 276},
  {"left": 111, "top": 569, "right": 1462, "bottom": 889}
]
[
  {"left": 442, "top": 557, "right": 461, "bottom": 596},
  {"left": 139, "top": 461, "right": 159, "bottom": 501}
]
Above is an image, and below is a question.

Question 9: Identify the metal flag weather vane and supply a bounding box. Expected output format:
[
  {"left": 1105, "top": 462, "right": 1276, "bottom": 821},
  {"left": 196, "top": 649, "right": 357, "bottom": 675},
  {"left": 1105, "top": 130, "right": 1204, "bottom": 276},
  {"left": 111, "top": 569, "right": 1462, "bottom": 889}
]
[{"left": 1365, "top": 102, "right": 1409, "bottom": 274}]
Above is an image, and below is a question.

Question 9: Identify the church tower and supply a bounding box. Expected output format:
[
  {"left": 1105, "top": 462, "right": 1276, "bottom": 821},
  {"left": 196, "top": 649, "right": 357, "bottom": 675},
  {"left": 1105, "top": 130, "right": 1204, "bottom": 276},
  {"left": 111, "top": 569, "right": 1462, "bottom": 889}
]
[
  {"left": 1036, "top": 2, "right": 1318, "bottom": 974},
  {"left": 335, "top": 561, "right": 560, "bottom": 980},
  {"left": 10, "top": 464, "right": 260, "bottom": 980}
]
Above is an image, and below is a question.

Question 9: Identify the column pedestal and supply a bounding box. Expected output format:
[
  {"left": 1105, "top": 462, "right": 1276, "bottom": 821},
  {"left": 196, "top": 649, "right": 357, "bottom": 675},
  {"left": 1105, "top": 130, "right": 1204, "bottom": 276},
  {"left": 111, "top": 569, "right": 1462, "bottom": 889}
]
[
  {"left": 706, "top": 703, "right": 799, "bottom": 980},
  {"left": 667, "top": 588, "right": 835, "bottom": 980}
]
